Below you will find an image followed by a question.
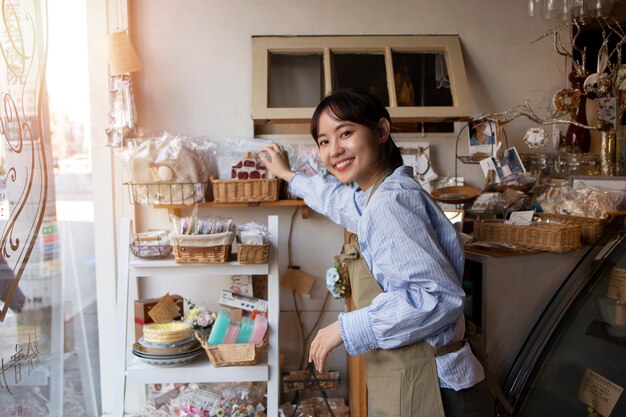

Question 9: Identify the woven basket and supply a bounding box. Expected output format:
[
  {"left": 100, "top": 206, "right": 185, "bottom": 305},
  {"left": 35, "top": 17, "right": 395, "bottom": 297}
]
[
  {"left": 170, "top": 232, "right": 234, "bottom": 263},
  {"left": 195, "top": 331, "right": 266, "bottom": 367},
  {"left": 473, "top": 219, "right": 581, "bottom": 253},
  {"left": 210, "top": 177, "right": 280, "bottom": 203},
  {"left": 237, "top": 243, "right": 270, "bottom": 264},
  {"left": 536, "top": 213, "right": 609, "bottom": 245}
]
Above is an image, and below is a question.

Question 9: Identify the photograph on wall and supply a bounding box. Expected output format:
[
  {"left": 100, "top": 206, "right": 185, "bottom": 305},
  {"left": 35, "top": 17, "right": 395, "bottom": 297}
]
[{"left": 468, "top": 119, "right": 497, "bottom": 156}]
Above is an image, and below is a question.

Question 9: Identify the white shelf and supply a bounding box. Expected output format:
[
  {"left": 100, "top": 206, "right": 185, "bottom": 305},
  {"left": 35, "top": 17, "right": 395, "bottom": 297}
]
[
  {"left": 126, "top": 356, "right": 268, "bottom": 384},
  {"left": 129, "top": 256, "right": 269, "bottom": 275},
  {"left": 114, "top": 216, "right": 280, "bottom": 417}
]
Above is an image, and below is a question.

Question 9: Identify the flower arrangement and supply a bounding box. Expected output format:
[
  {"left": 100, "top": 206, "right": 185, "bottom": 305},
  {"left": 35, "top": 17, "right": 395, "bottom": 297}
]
[
  {"left": 325, "top": 257, "right": 350, "bottom": 299},
  {"left": 183, "top": 299, "right": 216, "bottom": 332}
]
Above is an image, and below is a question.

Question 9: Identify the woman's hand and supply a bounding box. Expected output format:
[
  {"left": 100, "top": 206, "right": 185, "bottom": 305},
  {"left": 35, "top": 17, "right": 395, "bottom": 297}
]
[
  {"left": 308, "top": 320, "right": 343, "bottom": 372},
  {"left": 260, "top": 144, "right": 294, "bottom": 182}
]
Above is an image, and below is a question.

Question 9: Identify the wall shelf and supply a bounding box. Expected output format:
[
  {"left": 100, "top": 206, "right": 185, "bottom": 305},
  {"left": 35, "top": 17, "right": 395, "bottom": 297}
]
[{"left": 154, "top": 199, "right": 311, "bottom": 218}]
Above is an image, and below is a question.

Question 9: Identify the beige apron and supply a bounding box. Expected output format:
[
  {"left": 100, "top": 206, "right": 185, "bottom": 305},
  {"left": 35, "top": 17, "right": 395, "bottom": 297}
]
[{"left": 338, "top": 173, "right": 459, "bottom": 417}]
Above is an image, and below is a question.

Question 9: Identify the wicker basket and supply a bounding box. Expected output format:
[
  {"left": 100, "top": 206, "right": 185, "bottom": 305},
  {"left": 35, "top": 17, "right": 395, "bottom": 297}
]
[
  {"left": 210, "top": 177, "right": 280, "bottom": 203},
  {"left": 195, "top": 331, "right": 266, "bottom": 367},
  {"left": 170, "top": 232, "right": 234, "bottom": 263},
  {"left": 237, "top": 243, "right": 270, "bottom": 264},
  {"left": 473, "top": 219, "right": 581, "bottom": 253},
  {"left": 536, "top": 213, "right": 609, "bottom": 245}
]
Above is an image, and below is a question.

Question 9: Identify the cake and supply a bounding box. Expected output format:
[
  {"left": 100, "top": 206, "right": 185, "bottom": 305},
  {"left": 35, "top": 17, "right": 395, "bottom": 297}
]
[{"left": 142, "top": 321, "right": 193, "bottom": 344}]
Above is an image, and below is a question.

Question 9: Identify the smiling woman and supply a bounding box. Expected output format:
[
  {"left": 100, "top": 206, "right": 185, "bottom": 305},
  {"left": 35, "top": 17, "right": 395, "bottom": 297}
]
[{"left": 261, "top": 89, "right": 495, "bottom": 417}]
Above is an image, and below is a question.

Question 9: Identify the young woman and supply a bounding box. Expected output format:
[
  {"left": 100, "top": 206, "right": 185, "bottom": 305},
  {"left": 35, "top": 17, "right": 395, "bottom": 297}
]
[{"left": 261, "top": 89, "right": 494, "bottom": 417}]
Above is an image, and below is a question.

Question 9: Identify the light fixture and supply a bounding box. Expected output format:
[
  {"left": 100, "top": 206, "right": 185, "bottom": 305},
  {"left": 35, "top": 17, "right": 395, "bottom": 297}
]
[
  {"left": 105, "top": 30, "right": 141, "bottom": 147},
  {"left": 528, "top": 0, "right": 618, "bottom": 21}
]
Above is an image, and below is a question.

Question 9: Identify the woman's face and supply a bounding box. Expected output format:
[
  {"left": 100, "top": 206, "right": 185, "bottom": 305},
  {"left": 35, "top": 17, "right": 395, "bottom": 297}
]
[{"left": 316, "top": 109, "right": 388, "bottom": 190}]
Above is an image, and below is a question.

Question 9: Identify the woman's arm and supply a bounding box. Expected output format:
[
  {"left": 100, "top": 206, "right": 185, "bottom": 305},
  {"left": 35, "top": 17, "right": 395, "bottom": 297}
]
[{"left": 261, "top": 144, "right": 361, "bottom": 231}]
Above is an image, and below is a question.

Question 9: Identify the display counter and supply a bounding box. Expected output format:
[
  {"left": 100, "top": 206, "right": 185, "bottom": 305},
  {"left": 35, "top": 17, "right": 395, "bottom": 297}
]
[{"left": 464, "top": 247, "right": 589, "bottom": 385}]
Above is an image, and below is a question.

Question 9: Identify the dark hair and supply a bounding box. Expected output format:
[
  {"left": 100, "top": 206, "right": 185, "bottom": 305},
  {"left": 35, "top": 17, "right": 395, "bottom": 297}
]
[{"left": 310, "top": 88, "right": 404, "bottom": 170}]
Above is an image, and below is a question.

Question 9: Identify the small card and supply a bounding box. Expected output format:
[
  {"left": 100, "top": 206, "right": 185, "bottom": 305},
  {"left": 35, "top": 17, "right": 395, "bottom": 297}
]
[
  {"left": 230, "top": 275, "right": 254, "bottom": 297},
  {"left": 219, "top": 290, "right": 268, "bottom": 312},
  {"left": 506, "top": 211, "right": 534, "bottom": 226},
  {"left": 281, "top": 267, "right": 316, "bottom": 295},
  {"left": 577, "top": 368, "right": 623, "bottom": 417},
  {"left": 608, "top": 267, "right": 626, "bottom": 301},
  {"left": 148, "top": 293, "right": 182, "bottom": 323}
]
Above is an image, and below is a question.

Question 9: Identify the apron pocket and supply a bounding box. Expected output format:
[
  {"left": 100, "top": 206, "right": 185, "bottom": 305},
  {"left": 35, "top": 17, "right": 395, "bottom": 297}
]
[{"left": 366, "top": 371, "right": 401, "bottom": 417}]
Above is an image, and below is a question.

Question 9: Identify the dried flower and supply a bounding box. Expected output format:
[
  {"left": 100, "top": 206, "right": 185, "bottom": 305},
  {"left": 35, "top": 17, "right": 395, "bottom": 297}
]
[
  {"left": 183, "top": 299, "right": 216, "bottom": 331},
  {"left": 326, "top": 258, "right": 349, "bottom": 299}
]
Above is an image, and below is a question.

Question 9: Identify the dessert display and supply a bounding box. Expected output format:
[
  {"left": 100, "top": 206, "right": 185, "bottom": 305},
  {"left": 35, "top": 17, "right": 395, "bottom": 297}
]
[{"left": 143, "top": 321, "right": 193, "bottom": 344}]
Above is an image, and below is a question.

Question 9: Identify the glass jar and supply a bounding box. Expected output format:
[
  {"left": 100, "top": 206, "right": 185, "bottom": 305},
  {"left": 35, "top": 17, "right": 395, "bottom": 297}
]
[
  {"left": 520, "top": 153, "right": 559, "bottom": 179},
  {"left": 558, "top": 153, "right": 600, "bottom": 178}
]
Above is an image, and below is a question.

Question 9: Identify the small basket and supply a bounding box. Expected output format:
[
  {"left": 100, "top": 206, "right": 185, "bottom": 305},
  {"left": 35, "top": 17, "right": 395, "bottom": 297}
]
[
  {"left": 536, "top": 212, "right": 609, "bottom": 245},
  {"left": 130, "top": 241, "right": 173, "bottom": 259},
  {"left": 210, "top": 177, "right": 280, "bottom": 203},
  {"left": 473, "top": 219, "right": 581, "bottom": 253},
  {"left": 237, "top": 243, "right": 270, "bottom": 264},
  {"left": 195, "top": 331, "right": 266, "bottom": 367},
  {"left": 170, "top": 232, "right": 234, "bottom": 263},
  {"left": 125, "top": 181, "right": 209, "bottom": 205}
]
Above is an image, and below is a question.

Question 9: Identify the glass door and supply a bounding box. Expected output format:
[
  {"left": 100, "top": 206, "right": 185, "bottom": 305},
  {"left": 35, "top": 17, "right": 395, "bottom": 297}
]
[{"left": 0, "top": 1, "right": 99, "bottom": 415}]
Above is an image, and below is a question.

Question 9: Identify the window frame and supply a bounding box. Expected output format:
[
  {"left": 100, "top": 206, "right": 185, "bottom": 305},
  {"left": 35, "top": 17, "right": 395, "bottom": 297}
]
[{"left": 252, "top": 35, "right": 472, "bottom": 124}]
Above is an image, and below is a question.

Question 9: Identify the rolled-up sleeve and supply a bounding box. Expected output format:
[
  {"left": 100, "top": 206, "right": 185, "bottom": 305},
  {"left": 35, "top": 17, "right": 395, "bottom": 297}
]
[{"left": 289, "top": 173, "right": 361, "bottom": 232}]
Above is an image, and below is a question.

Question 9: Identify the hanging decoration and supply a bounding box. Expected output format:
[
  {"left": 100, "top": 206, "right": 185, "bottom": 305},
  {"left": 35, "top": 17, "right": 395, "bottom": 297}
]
[
  {"left": 472, "top": 17, "right": 626, "bottom": 176},
  {"left": 105, "top": 30, "right": 142, "bottom": 147}
]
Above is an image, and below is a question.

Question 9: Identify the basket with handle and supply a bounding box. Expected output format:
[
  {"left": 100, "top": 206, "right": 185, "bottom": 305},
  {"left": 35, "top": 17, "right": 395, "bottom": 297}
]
[
  {"left": 195, "top": 330, "right": 267, "bottom": 367},
  {"left": 170, "top": 231, "right": 234, "bottom": 263}
]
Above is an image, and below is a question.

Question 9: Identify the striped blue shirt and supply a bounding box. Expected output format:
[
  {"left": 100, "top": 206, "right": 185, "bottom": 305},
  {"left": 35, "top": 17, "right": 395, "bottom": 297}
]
[{"left": 289, "top": 166, "right": 485, "bottom": 390}]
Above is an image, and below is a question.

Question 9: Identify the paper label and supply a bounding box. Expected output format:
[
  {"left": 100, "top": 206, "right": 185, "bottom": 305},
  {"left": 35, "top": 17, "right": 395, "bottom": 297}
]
[
  {"left": 148, "top": 293, "right": 182, "bottom": 323},
  {"left": 506, "top": 211, "right": 534, "bottom": 225},
  {"left": 577, "top": 368, "right": 623, "bottom": 417},
  {"left": 608, "top": 268, "right": 626, "bottom": 301}
]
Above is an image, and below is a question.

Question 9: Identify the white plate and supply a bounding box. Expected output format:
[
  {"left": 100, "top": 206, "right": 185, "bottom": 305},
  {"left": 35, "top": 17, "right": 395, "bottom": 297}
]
[{"left": 132, "top": 349, "right": 204, "bottom": 367}]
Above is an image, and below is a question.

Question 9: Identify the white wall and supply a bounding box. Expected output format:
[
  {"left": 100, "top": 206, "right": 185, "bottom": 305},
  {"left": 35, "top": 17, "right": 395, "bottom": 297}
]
[{"left": 125, "top": 0, "right": 566, "bottom": 405}]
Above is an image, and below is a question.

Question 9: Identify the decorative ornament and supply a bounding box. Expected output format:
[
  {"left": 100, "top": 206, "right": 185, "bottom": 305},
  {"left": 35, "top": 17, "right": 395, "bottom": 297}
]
[
  {"left": 583, "top": 72, "right": 611, "bottom": 99},
  {"left": 523, "top": 127, "right": 549, "bottom": 149},
  {"left": 552, "top": 88, "right": 580, "bottom": 115}
]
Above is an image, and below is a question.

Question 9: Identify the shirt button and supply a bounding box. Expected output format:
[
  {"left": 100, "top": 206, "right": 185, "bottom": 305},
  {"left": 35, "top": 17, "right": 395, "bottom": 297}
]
[{"left": 369, "top": 344, "right": 375, "bottom": 349}]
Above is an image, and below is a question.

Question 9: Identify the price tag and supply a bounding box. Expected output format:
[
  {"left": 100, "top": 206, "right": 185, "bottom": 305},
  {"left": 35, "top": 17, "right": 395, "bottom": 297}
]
[
  {"left": 608, "top": 268, "right": 626, "bottom": 301},
  {"left": 577, "top": 368, "right": 623, "bottom": 417}
]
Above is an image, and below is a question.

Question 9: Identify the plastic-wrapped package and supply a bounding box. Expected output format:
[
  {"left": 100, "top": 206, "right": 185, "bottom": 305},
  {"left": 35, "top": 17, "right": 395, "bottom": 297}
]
[
  {"left": 215, "top": 138, "right": 273, "bottom": 179},
  {"left": 533, "top": 183, "right": 625, "bottom": 218},
  {"left": 119, "top": 132, "right": 217, "bottom": 204}
]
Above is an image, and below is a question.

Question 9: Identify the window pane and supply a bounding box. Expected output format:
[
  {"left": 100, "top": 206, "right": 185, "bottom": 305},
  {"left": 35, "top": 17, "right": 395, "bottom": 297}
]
[
  {"left": 331, "top": 53, "right": 389, "bottom": 106},
  {"left": 268, "top": 53, "right": 324, "bottom": 108},
  {"left": 392, "top": 52, "right": 453, "bottom": 107}
]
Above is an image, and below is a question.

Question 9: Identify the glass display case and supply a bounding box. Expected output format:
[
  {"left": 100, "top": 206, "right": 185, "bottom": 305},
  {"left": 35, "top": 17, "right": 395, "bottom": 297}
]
[{"left": 503, "top": 219, "right": 626, "bottom": 416}]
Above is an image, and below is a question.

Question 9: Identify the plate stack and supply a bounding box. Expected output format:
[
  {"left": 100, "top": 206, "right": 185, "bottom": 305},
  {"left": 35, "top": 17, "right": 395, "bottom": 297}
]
[{"left": 133, "top": 322, "right": 203, "bottom": 367}]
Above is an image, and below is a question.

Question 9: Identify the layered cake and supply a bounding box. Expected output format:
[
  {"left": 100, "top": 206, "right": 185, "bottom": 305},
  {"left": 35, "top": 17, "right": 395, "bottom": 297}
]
[{"left": 142, "top": 321, "right": 193, "bottom": 344}]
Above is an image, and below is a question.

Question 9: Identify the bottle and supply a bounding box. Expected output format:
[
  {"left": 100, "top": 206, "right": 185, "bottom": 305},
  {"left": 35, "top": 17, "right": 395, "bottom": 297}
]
[{"left": 565, "top": 71, "right": 591, "bottom": 153}]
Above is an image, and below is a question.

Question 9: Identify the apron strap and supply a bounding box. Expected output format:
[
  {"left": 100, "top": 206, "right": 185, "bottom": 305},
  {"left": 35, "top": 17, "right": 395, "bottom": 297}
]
[{"left": 433, "top": 339, "right": 466, "bottom": 357}]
